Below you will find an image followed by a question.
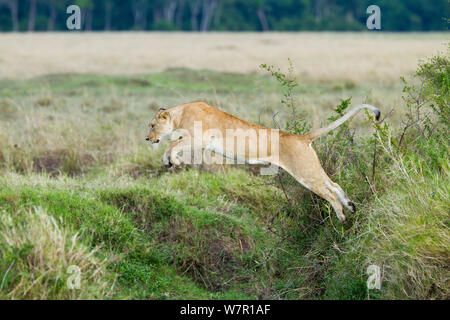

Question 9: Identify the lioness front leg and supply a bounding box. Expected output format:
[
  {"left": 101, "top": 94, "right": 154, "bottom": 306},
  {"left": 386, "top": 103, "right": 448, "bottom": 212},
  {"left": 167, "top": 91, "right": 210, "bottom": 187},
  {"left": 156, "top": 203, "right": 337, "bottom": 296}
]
[
  {"left": 163, "top": 138, "right": 197, "bottom": 167},
  {"left": 162, "top": 148, "right": 172, "bottom": 167}
]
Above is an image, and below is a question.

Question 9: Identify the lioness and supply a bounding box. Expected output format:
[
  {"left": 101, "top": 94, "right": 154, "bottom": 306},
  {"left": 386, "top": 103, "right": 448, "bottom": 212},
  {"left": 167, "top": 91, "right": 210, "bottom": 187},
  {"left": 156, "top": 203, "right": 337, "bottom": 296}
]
[{"left": 146, "top": 101, "right": 380, "bottom": 223}]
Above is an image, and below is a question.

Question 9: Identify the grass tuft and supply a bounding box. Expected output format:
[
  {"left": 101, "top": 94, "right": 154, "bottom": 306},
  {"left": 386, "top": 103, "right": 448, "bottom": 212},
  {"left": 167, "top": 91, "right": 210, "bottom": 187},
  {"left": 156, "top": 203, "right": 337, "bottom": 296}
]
[{"left": 0, "top": 207, "right": 114, "bottom": 299}]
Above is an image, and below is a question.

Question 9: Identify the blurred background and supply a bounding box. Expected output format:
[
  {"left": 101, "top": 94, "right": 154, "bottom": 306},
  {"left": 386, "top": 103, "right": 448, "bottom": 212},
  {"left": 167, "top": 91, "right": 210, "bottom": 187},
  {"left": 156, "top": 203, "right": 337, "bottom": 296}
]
[{"left": 0, "top": 0, "right": 448, "bottom": 32}]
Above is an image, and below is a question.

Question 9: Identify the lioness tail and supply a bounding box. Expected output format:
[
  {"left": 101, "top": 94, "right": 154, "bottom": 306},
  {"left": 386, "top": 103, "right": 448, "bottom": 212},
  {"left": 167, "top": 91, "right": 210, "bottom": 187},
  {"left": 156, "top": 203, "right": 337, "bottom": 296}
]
[{"left": 306, "top": 104, "right": 380, "bottom": 141}]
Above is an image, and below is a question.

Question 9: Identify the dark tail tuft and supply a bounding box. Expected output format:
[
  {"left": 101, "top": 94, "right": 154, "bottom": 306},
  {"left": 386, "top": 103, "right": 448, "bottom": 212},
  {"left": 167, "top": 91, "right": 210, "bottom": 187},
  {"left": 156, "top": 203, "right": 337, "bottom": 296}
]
[{"left": 375, "top": 110, "right": 381, "bottom": 121}]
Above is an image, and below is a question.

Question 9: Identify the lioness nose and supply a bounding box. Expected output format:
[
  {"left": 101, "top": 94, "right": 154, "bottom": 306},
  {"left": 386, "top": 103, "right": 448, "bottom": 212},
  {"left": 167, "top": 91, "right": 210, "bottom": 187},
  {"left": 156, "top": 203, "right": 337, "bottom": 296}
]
[{"left": 145, "top": 137, "right": 150, "bottom": 141}]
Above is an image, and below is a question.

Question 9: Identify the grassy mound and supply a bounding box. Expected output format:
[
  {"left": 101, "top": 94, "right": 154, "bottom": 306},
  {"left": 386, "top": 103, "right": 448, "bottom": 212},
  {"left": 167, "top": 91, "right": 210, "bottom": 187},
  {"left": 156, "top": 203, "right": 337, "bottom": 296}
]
[{"left": 0, "top": 48, "right": 448, "bottom": 299}]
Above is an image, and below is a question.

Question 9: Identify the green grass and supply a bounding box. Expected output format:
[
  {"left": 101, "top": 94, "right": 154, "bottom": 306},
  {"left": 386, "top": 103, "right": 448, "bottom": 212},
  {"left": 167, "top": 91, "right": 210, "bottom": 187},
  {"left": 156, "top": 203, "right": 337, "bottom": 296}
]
[
  {"left": 0, "top": 169, "right": 294, "bottom": 299},
  {"left": 0, "top": 62, "right": 448, "bottom": 299},
  {"left": 2, "top": 151, "right": 446, "bottom": 299}
]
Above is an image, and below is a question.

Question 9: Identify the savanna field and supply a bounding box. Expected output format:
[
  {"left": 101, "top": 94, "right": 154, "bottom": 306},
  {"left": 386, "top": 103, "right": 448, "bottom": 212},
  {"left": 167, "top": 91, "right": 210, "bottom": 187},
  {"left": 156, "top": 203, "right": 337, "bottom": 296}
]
[{"left": 0, "top": 33, "right": 448, "bottom": 299}]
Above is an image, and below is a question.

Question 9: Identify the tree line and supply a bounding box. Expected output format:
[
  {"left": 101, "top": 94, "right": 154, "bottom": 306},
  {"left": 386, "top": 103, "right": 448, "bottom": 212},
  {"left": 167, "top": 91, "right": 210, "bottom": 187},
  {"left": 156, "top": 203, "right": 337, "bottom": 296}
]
[{"left": 0, "top": 0, "right": 447, "bottom": 32}]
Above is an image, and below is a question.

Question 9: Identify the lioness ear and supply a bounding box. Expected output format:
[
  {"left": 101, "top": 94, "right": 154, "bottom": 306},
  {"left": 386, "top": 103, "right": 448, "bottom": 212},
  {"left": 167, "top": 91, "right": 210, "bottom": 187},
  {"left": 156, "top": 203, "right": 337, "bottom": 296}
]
[{"left": 158, "top": 110, "right": 170, "bottom": 120}]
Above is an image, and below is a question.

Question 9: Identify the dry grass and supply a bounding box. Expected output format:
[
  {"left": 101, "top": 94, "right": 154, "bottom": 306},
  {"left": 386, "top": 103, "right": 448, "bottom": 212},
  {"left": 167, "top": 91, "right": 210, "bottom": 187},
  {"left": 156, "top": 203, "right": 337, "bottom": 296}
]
[
  {"left": 359, "top": 141, "right": 450, "bottom": 299},
  {"left": 0, "top": 207, "right": 114, "bottom": 299},
  {"left": 0, "top": 32, "right": 447, "bottom": 82}
]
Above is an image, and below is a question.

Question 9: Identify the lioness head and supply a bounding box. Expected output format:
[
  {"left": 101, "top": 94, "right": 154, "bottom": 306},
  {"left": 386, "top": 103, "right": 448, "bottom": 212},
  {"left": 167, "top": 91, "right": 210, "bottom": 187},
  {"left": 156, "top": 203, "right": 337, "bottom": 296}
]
[{"left": 146, "top": 108, "right": 173, "bottom": 144}]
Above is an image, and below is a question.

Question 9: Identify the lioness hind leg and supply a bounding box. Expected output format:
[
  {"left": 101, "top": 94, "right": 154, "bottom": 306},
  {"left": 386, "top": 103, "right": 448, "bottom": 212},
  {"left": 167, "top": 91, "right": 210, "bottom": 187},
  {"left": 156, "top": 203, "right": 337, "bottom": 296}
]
[
  {"left": 309, "top": 180, "right": 348, "bottom": 222},
  {"left": 328, "top": 197, "right": 347, "bottom": 223},
  {"left": 278, "top": 141, "right": 352, "bottom": 222},
  {"left": 299, "top": 175, "right": 348, "bottom": 222},
  {"left": 278, "top": 162, "right": 348, "bottom": 221},
  {"left": 326, "top": 181, "right": 356, "bottom": 213}
]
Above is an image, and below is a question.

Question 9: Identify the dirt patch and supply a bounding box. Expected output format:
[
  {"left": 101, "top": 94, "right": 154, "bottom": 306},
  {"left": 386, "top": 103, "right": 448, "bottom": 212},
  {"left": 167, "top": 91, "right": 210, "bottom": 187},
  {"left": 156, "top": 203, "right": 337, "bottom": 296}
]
[
  {"left": 157, "top": 215, "right": 254, "bottom": 291},
  {"left": 34, "top": 96, "right": 53, "bottom": 107},
  {"left": 33, "top": 149, "right": 95, "bottom": 177},
  {"left": 126, "top": 165, "right": 163, "bottom": 179},
  {"left": 0, "top": 98, "right": 17, "bottom": 119},
  {"left": 100, "top": 98, "right": 125, "bottom": 113}
]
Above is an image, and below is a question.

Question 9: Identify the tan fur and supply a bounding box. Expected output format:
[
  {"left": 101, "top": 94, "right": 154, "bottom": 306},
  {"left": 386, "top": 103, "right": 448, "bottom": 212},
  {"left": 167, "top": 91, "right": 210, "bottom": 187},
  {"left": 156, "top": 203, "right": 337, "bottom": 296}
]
[{"left": 146, "top": 101, "right": 380, "bottom": 223}]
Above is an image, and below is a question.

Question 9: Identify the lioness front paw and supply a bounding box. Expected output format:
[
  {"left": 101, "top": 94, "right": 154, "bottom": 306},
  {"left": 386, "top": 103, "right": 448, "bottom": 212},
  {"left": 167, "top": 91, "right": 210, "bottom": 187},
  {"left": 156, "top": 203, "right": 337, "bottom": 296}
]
[
  {"left": 169, "top": 154, "right": 182, "bottom": 166},
  {"left": 163, "top": 154, "right": 172, "bottom": 168}
]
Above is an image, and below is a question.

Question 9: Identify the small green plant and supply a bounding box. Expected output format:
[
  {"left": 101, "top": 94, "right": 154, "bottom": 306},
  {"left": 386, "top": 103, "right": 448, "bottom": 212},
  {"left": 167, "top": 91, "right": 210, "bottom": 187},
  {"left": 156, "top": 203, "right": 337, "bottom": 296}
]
[
  {"left": 260, "top": 59, "right": 310, "bottom": 134},
  {"left": 399, "top": 45, "right": 449, "bottom": 147}
]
